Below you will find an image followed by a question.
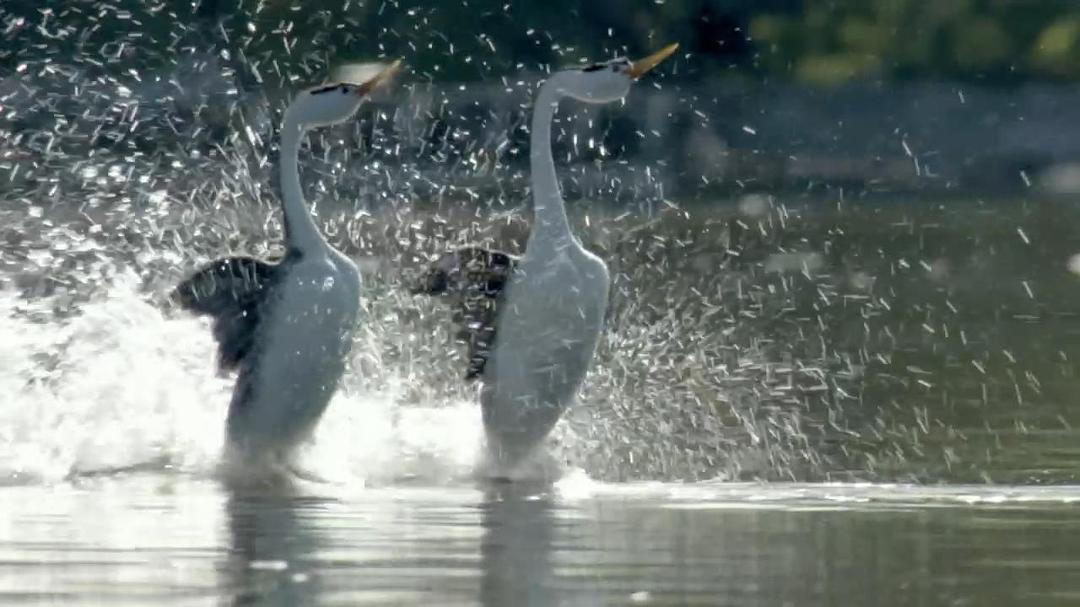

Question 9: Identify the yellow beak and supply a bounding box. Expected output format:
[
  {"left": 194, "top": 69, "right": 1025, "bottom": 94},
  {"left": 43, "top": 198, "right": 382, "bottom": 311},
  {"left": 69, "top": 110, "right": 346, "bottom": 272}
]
[
  {"left": 356, "top": 59, "right": 404, "bottom": 96},
  {"left": 627, "top": 43, "right": 679, "bottom": 80}
]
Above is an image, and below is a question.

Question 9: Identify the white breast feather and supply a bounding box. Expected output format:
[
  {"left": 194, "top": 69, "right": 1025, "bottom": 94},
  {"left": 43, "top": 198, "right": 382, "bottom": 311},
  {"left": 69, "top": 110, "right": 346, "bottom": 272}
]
[{"left": 229, "top": 253, "right": 361, "bottom": 452}]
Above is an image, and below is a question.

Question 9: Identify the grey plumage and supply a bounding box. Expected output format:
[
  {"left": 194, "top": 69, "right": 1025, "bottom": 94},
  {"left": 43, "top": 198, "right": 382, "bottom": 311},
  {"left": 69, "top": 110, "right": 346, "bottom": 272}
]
[
  {"left": 171, "top": 254, "right": 292, "bottom": 372},
  {"left": 411, "top": 247, "right": 517, "bottom": 380}
]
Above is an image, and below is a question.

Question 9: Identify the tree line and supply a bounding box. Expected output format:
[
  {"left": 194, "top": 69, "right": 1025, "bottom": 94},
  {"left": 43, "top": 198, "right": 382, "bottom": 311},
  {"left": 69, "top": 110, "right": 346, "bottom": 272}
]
[{"left": 4, "top": 0, "right": 1080, "bottom": 86}]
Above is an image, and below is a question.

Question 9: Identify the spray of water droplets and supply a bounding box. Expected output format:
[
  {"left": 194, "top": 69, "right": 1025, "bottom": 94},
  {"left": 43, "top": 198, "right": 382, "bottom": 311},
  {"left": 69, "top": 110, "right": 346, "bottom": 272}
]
[{"left": 7, "top": 0, "right": 1080, "bottom": 488}]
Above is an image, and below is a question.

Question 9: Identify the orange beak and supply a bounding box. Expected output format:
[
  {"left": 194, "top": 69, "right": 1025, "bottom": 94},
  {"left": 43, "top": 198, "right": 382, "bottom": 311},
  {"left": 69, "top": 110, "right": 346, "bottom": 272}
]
[
  {"left": 355, "top": 59, "right": 404, "bottom": 96},
  {"left": 627, "top": 43, "right": 679, "bottom": 80}
]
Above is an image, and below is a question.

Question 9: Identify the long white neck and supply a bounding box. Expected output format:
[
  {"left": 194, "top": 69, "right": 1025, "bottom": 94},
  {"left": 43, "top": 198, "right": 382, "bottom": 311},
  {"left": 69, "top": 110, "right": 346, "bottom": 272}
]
[
  {"left": 528, "top": 78, "right": 574, "bottom": 251},
  {"left": 278, "top": 118, "right": 326, "bottom": 255}
]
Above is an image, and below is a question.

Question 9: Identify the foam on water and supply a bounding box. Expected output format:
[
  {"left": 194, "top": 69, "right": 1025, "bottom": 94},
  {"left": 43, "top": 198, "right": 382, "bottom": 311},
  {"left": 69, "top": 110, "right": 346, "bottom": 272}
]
[
  {"left": 303, "top": 382, "right": 487, "bottom": 487},
  {"left": 0, "top": 275, "right": 500, "bottom": 487},
  {"left": 0, "top": 275, "right": 227, "bottom": 484}
]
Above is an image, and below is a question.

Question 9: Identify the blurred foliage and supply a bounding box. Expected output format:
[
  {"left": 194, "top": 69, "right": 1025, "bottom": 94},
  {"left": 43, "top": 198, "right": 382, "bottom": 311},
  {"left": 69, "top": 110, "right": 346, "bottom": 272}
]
[
  {"left": 752, "top": 0, "right": 1080, "bottom": 86},
  {"left": 6, "top": 0, "right": 1080, "bottom": 86}
]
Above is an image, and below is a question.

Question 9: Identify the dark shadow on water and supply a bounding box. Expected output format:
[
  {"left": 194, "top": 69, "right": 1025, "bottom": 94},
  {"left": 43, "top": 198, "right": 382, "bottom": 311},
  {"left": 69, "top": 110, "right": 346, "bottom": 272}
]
[
  {"left": 478, "top": 481, "right": 601, "bottom": 606},
  {"left": 222, "top": 481, "right": 329, "bottom": 607}
]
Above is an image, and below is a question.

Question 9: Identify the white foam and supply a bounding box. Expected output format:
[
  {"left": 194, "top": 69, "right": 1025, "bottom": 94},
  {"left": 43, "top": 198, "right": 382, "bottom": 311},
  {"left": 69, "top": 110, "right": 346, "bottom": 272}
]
[
  {"left": 0, "top": 277, "right": 494, "bottom": 487},
  {"left": 305, "top": 382, "right": 485, "bottom": 486},
  {"left": 0, "top": 276, "right": 229, "bottom": 483}
]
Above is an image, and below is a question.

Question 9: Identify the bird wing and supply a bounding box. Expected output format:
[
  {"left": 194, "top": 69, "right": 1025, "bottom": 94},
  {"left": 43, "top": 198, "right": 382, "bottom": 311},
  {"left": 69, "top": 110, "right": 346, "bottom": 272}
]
[
  {"left": 172, "top": 256, "right": 281, "bottom": 373},
  {"left": 411, "top": 247, "right": 518, "bottom": 380}
]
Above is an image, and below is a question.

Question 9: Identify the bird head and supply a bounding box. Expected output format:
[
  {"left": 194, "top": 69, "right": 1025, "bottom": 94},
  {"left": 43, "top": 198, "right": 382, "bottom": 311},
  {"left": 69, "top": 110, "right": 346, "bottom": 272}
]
[
  {"left": 553, "top": 43, "right": 678, "bottom": 104},
  {"left": 286, "top": 59, "right": 402, "bottom": 128}
]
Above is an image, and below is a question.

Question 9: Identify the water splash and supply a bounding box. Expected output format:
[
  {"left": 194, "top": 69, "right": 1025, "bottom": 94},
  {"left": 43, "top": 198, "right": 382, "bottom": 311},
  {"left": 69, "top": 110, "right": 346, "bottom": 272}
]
[
  {"left": 9, "top": 8, "right": 1077, "bottom": 488},
  {"left": 0, "top": 276, "right": 498, "bottom": 487},
  {"left": 0, "top": 277, "right": 227, "bottom": 484}
]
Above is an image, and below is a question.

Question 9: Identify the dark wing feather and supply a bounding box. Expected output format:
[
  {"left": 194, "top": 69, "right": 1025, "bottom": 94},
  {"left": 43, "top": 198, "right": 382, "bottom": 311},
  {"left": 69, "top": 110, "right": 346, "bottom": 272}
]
[
  {"left": 411, "top": 247, "right": 517, "bottom": 380},
  {"left": 171, "top": 256, "right": 280, "bottom": 372}
]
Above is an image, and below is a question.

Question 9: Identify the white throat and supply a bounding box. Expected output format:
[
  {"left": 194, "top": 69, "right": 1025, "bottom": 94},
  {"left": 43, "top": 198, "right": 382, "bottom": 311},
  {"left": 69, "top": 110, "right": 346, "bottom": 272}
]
[
  {"left": 278, "top": 118, "right": 328, "bottom": 257},
  {"left": 527, "top": 76, "right": 575, "bottom": 253}
]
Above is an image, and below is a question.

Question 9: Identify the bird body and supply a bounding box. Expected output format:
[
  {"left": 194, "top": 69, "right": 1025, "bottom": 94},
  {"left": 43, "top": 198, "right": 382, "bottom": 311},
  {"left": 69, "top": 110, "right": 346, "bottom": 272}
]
[
  {"left": 224, "top": 250, "right": 361, "bottom": 454},
  {"left": 478, "top": 77, "right": 613, "bottom": 469},
  {"left": 481, "top": 234, "right": 609, "bottom": 466},
  {"left": 412, "top": 45, "right": 678, "bottom": 474},
  {"left": 173, "top": 62, "right": 400, "bottom": 464}
]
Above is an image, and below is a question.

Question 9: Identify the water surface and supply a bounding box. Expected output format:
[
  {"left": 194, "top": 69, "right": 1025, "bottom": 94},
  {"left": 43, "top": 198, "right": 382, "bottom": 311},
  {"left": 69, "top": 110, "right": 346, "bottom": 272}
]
[{"left": 5, "top": 477, "right": 1080, "bottom": 606}]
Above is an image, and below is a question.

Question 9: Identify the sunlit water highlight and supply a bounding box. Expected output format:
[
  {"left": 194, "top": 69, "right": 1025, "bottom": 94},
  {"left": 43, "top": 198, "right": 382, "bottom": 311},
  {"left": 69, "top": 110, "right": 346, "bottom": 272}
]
[{"left": 0, "top": 278, "right": 494, "bottom": 487}]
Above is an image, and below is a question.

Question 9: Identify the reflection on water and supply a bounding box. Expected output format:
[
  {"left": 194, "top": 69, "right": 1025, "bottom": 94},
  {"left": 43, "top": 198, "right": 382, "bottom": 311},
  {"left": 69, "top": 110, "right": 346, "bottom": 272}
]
[
  {"left": 480, "top": 484, "right": 562, "bottom": 606},
  {"left": 5, "top": 477, "right": 1080, "bottom": 605},
  {"left": 224, "top": 491, "right": 327, "bottom": 606}
]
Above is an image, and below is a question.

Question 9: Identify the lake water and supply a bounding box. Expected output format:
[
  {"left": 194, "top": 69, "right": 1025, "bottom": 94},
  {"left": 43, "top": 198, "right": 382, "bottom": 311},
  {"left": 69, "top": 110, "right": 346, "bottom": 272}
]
[{"left": 5, "top": 477, "right": 1080, "bottom": 605}]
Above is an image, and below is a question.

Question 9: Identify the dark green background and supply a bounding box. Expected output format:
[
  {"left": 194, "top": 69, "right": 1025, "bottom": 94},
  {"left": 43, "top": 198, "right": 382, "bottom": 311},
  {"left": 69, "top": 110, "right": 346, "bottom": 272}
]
[{"left": 6, "top": 1, "right": 1080, "bottom": 85}]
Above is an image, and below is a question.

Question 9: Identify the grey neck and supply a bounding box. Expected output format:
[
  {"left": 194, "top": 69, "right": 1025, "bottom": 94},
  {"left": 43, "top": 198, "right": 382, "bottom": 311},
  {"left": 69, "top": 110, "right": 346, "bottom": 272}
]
[
  {"left": 277, "top": 121, "right": 326, "bottom": 256},
  {"left": 528, "top": 78, "right": 574, "bottom": 252}
]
